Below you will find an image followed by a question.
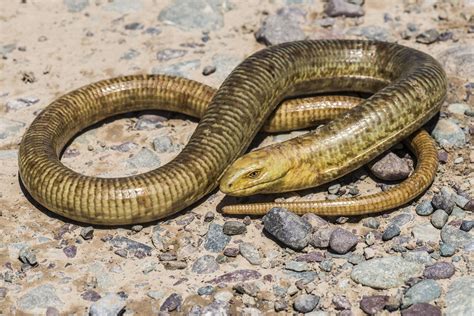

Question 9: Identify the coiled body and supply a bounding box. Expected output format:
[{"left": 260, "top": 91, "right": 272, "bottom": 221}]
[{"left": 19, "top": 40, "right": 446, "bottom": 225}]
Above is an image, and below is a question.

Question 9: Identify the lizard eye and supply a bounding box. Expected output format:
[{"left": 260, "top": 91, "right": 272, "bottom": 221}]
[{"left": 247, "top": 170, "right": 261, "bottom": 179}]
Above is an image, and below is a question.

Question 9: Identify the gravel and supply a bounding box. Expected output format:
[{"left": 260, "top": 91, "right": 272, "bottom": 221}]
[
  {"left": 431, "top": 209, "right": 449, "bottom": 228},
  {"left": 223, "top": 221, "right": 247, "bottom": 235}
]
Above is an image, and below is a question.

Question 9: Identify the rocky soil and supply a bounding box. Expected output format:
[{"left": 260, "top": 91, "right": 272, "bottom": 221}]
[{"left": 0, "top": 0, "right": 473, "bottom": 315}]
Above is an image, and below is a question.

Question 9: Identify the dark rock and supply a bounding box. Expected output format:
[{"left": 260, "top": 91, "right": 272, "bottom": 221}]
[
  {"left": 204, "top": 223, "right": 230, "bottom": 252},
  {"left": 293, "top": 294, "right": 320, "bottom": 313},
  {"left": 274, "top": 300, "right": 288, "bottom": 312},
  {"left": 460, "top": 220, "right": 474, "bottom": 232},
  {"left": 360, "top": 295, "right": 389, "bottom": 315},
  {"left": 198, "top": 285, "right": 214, "bottom": 296},
  {"left": 81, "top": 290, "right": 101, "bottom": 302},
  {"left": 255, "top": 7, "right": 306, "bottom": 46},
  {"left": 329, "top": 228, "right": 358, "bottom": 254},
  {"left": 223, "top": 247, "right": 239, "bottom": 257},
  {"left": 207, "top": 269, "right": 261, "bottom": 284},
  {"left": 160, "top": 293, "right": 182, "bottom": 312},
  {"left": 192, "top": 255, "right": 219, "bottom": 274},
  {"left": 382, "top": 224, "right": 401, "bottom": 241},
  {"left": 325, "top": 0, "right": 364, "bottom": 17},
  {"left": 416, "top": 29, "right": 439, "bottom": 44},
  {"left": 223, "top": 221, "right": 247, "bottom": 235},
  {"left": 370, "top": 152, "right": 412, "bottom": 181},
  {"left": 423, "top": 262, "right": 455, "bottom": 279},
  {"left": 124, "top": 22, "right": 144, "bottom": 30},
  {"left": 202, "top": 65, "right": 216, "bottom": 76},
  {"left": 401, "top": 303, "right": 441, "bottom": 316},
  {"left": 438, "top": 150, "right": 448, "bottom": 164},
  {"left": 310, "top": 226, "right": 335, "bottom": 248},
  {"left": 263, "top": 207, "right": 312, "bottom": 250}
]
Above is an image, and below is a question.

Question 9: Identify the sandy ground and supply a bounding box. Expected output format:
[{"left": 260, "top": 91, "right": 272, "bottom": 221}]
[{"left": 0, "top": 0, "right": 473, "bottom": 315}]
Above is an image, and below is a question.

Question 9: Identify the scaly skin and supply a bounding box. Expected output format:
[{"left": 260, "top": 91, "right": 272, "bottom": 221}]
[{"left": 19, "top": 40, "right": 446, "bottom": 225}]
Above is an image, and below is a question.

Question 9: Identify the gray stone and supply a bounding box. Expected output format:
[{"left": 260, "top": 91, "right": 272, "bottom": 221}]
[
  {"left": 293, "top": 294, "right": 320, "bottom": 313},
  {"left": 423, "top": 262, "right": 455, "bottom": 279},
  {"left": 362, "top": 217, "right": 380, "bottom": 229},
  {"left": 351, "top": 256, "right": 423, "bottom": 289},
  {"left": 329, "top": 228, "right": 358, "bottom": 254},
  {"left": 103, "top": 0, "right": 143, "bottom": 13},
  {"left": 152, "top": 59, "right": 201, "bottom": 78},
  {"left": 319, "top": 259, "right": 334, "bottom": 272},
  {"left": 239, "top": 242, "right": 262, "bottom": 265},
  {"left": 448, "top": 103, "right": 471, "bottom": 115},
  {"left": 120, "top": 49, "right": 140, "bottom": 60},
  {"left": 431, "top": 210, "right": 449, "bottom": 229},
  {"left": 402, "top": 251, "right": 435, "bottom": 266},
  {"left": 124, "top": 22, "right": 143, "bottom": 30},
  {"left": 263, "top": 207, "right": 312, "bottom": 250},
  {"left": 332, "top": 295, "right": 351, "bottom": 310},
  {"left": 109, "top": 236, "right": 152, "bottom": 257},
  {"left": 255, "top": 7, "right": 306, "bottom": 46},
  {"left": 412, "top": 223, "right": 440, "bottom": 243},
  {"left": 223, "top": 221, "right": 246, "bottom": 235},
  {"left": 455, "top": 194, "right": 469, "bottom": 209},
  {"left": 416, "top": 29, "right": 439, "bottom": 44},
  {"left": 204, "top": 223, "right": 230, "bottom": 252},
  {"left": 192, "top": 255, "right": 219, "bottom": 274},
  {"left": 402, "top": 279, "right": 441, "bottom": 308},
  {"left": 6, "top": 99, "right": 30, "bottom": 111},
  {"left": 17, "top": 284, "right": 63, "bottom": 311},
  {"left": 80, "top": 226, "right": 94, "bottom": 240},
  {"left": 0, "top": 43, "right": 16, "bottom": 56},
  {"left": 152, "top": 135, "right": 174, "bottom": 153},
  {"left": 416, "top": 201, "right": 434, "bottom": 216},
  {"left": 370, "top": 152, "right": 411, "bottom": 181},
  {"left": 402, "top": 303, "right": 441, "bottom": 316},
  {"left": 64, "top": 0, "right": 89, "bottom": 13},
  {"left": 445, "top": 277, "right": 474, "bottom": 315},
  {"left": 431, "top": 119, "right": 466, "bottom": 147},
  {"left": 346, "top": 25, "right": 392, "bottom": 41},
  {"left": 0, "top": 118, "right": 25, "bottom": 140},
  {"left": 302, "top": 213, "right": 330, "bottom": 230},
  {"left": 208, "top": 269, "right": 261, "bottom": 284},
  {"left": 198, "top": 285, "right": 214, "bottom": 296},
  {"left": 156, "top": 48, "right": 187, "bottom": 62},
  {"left": 19, "top": 246, "right": 37, "bottom": 266},
  {"left": 160, "top": 293, "right": 182, "bottom": 312},
  {"left": 158, "top": 0, "right": 231, "bottom": 31},
  {"left": 382, "top": 224, "right": 401, "bottom": 241},
  {"left": 390, "top": 213, "right": 414, "bottom": 227},
  {"left": 210, "top": 54, "right": 241, "bottom": 82},
  {"left": 126, "top": 148, "right": 160, "bottom": 169},
  {"left": 440, "top": 243, "right": 455, "bottom": 257},
  {"left": 437, "top": 45, "right": 474, "bottom": 79},
  {"left": 441, "top": 225, "right": 473, "bottom": 249},
  {"left": 285, "top": 260, "right": 309, "bottom": 272},
  {"left": 325, "top": 0, "right": 364, "bottom": 17},
  {"left": 147, "top": 290, "right": 165, "bottom": 300},
  {"left": 310, "top": 226, "right": 335, "bottom": 248}
]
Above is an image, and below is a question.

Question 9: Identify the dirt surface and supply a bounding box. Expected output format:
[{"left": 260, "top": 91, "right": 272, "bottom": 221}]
[{"left": 0, "top": 0, "right": 473, "bottom": 315}]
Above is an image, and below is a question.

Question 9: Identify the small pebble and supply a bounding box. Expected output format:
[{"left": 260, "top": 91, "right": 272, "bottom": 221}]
[
  {"left": 423, "top": 262, "right": 455, "bottom": 279},
  {"left": 203, "top": 211, "right": 215, "bottom": 222},
  {"left": 333, "top": 295, "right": 351, "bottom": 310},
  {"left": 197, "top": 285, "right": 214, "bottom": 296},
  {"left": 192, "top": 255, "right": 219, "bottom": 274},
  {"left": 460, "top": 220, "right": 473, "bottom": 232},
  {"left": 382, "top": 224, "right": 401, "bottom": 241},
  {"left": 362, "top": 217, "right": 380, "bottom": 229},
  {"left": 440, "top": 243, "right": 455, "bottom": 257},
  {"left": 80, "top": 226, "right": 94, "bottom": 240},
  {"left": 329, "top": 228, "right": 358, "bottom": 254},
  {"left": 223, "top": 221, "right": 247, "bottom": 235},
  {"left": 239, "top": 242, "right": 262, "bottom": 265},
  {"left": 131, "top": 225, "right": 143, "bottom": 233},
  {"left": 223, "top": 247, "right": 239, "bottom": 257},
  {"left": 401, "top": 303, "right": 441, "bottom": 316},
  {"left": 293, "top": 294, "right": 320, "bottom": 313},
  {"left": 431, "top": 209, "right": 449, "bottom": 229},
  {"left": 160, "top": 293, "right": 182, "bottom": 312},
  {"left": 202, "top": 65, "right": 216, "bottom": 76},
  {"left": 19, "top": 247, "right": 37, "bottom": 266},
  {"left": 416, "top": 29, "right": 439, "bottom": 44},
  {"left": 359, "top": 295, "right": 389, "bottom": 314},
  {"left": 431, "top": 188, "right": 456, "bottom": 213},
  {"left": 416, "top": 201, "right": 434, "bottom": 216}
]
